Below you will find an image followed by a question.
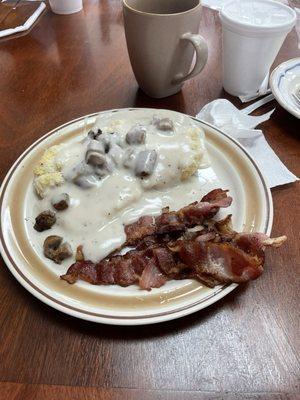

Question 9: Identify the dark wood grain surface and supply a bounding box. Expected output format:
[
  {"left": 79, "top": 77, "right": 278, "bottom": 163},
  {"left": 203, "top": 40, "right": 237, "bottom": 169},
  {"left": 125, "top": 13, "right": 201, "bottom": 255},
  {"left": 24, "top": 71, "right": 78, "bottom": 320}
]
[{"left": 0, "top": 1, "right": 299, "bottom": 399}]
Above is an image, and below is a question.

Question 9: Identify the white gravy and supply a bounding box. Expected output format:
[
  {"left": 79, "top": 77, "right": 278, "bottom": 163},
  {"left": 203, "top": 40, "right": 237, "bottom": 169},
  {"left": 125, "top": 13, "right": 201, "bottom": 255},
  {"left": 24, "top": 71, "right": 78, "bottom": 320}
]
[{"left": 29, "top": 109, "right": 220, "bottom": 263}]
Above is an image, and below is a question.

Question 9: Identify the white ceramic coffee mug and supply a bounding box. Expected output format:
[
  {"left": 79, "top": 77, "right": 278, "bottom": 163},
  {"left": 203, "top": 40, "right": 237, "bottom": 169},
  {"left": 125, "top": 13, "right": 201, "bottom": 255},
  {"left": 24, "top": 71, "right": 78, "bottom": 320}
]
[{"left": 123, "top": 0, "right": 208, "bottom": 98}]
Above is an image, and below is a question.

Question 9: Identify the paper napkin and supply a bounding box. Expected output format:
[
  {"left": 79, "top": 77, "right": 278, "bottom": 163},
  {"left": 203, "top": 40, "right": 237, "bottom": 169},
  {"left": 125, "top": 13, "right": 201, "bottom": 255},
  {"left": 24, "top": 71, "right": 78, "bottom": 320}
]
[{"left": 196, "top": 99, "right": 299, "bottom": 188}]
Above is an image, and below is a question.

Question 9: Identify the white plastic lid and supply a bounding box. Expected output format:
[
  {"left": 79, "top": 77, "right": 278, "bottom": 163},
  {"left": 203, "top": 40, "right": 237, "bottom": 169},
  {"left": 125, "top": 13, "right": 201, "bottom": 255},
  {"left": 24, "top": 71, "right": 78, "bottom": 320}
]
[{"left": 220, "top": 0, "right": 296, "bottom": 35}]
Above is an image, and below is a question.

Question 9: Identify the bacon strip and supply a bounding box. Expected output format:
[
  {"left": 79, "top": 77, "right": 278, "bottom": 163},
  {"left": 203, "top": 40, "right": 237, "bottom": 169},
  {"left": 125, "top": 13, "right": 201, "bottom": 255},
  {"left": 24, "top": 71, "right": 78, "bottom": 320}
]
[
  {"left": 124, "top": 188, "right": 232, "bottom": 246},
  {"left": 61, "top": 215, "right": 286, "bottom": 290}
]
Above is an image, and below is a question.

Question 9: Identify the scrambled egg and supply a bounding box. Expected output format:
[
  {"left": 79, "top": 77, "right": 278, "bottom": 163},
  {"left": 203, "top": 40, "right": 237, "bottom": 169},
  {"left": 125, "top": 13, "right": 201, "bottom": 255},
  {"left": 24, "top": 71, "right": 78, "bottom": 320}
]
[
  {"left": 181, "top": 128, "right": 205, "bottom": 181},
  {"left": 95, "top": 118, "right": 125, "bottom": 134},
  {"left": 141, "top": 126, "right": 206, "bottom": 190},
  {"left": 33, "top": 145, "right": 64, "bottom": 198}
]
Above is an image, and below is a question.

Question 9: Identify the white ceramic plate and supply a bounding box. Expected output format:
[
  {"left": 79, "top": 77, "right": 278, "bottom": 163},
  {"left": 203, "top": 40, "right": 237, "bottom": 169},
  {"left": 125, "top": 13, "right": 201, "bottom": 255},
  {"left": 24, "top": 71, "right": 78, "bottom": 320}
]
[
  {"left": 0, "top": 108, "right": 272, "bottom": 325},
  {"left": 270, "top": 57, "right": 300, "bottom": 119}
]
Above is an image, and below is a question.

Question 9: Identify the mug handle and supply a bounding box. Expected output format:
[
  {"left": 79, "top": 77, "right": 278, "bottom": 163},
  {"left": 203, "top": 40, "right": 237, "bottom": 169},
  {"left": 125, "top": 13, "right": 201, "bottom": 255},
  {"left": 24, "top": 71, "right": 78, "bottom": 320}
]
[{"left": 172, "top": 32, "right": 208, "bottom": 84}]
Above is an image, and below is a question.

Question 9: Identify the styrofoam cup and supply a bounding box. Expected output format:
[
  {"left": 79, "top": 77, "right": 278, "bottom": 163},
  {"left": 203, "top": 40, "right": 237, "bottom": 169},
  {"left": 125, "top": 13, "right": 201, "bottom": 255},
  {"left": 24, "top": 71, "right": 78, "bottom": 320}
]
[
  {"left": 49, "top": 0, "right": 83, "bottom": 15},
  {"left": 220, "top": 0, "right": 296, "bottom": 97}
]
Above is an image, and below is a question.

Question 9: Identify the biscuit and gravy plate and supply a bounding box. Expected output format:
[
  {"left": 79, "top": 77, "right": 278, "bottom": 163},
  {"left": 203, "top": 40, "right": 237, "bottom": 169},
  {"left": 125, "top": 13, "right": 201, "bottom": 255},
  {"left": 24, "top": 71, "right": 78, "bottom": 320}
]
[{"left": 0, "top": 108, "right": 278, "bottom": 325}]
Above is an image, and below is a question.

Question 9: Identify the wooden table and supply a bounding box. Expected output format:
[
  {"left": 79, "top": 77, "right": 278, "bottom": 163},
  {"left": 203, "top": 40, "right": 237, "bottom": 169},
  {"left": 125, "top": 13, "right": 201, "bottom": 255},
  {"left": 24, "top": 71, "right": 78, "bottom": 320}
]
[{"left": 0, "top": 2, "right": 299, "bottom": 399}]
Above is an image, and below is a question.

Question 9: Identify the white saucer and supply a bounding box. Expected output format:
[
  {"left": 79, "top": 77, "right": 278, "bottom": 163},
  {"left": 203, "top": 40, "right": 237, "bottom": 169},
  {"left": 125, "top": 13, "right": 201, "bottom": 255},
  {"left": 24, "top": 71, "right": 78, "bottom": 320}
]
[{"left": 270, "top": 57, "right": 300, "bottom": 119}]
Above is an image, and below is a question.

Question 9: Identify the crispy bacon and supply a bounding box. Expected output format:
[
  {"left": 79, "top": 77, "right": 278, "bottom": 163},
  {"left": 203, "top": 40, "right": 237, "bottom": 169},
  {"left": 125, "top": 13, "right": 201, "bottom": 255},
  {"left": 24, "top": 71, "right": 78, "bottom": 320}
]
[
  {"left": 61, "top": 214, "right": 286, "bottom": 290},
  {"left": 61, "top": 260, "right": 97, "bottom": 284},
  {"left": 124, "top": 188, "right": 232, "bottom": 246},
  {"left": 139, "top": 260, "right": 167, "bottom": 290}
]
